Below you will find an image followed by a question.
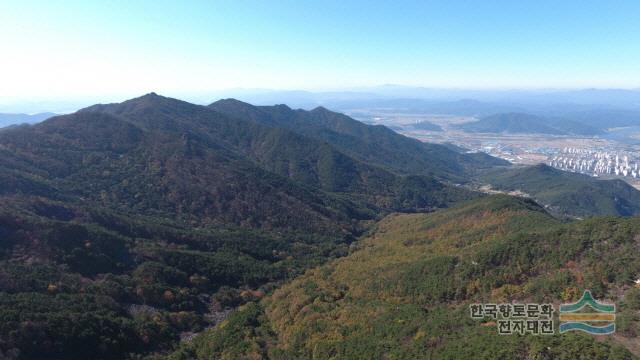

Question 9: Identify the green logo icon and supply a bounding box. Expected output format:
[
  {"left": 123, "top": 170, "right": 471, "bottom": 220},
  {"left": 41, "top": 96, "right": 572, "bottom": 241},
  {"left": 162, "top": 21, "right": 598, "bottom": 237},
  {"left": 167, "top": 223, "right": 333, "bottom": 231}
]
[{"left": 559, "top": 290, "right": 615, "bottom": 334}]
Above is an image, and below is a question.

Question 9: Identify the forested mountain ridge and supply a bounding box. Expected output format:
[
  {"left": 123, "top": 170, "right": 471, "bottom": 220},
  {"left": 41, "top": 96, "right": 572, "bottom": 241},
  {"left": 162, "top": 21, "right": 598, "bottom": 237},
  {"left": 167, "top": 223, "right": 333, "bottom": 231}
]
[
  {"left": 481, "top": 164, "right": 640, "bottom": 218},
  {"left": 0, "top": 108, "right": 353, "bottom": 234},
  {"left": 169, "top": 195, "right": 640, "bottom": 359},
  {"left": 457, "top": 112, "right": 603, "bottom": 136},
  {"left": 0, "top": 93, "right": 480, "bottom": 230},
  {"left": 209, "top": 98, "right": 509, "bottom": 181},
  {"left": 0, "top": 94, "right": 485, "bottom": 359},
  {"left": 79, "top": 93, "right": 476, "bottom": 213}
]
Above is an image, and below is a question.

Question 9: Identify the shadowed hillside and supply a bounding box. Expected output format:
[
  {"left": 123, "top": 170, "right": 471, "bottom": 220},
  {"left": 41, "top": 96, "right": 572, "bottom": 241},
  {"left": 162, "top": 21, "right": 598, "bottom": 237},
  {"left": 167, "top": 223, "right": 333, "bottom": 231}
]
[{"left": 480, "top": 164, "right": 640, "bottom": 217}]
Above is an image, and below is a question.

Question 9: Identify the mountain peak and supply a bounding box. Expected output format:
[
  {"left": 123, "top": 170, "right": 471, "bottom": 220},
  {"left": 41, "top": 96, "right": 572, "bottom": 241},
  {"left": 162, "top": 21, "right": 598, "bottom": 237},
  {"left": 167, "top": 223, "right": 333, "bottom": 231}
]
[
  {"left": 133, "top": 91, "right": 164, "bottom": 101},
  {"left": 273, "top": 104, "right": 292, "bottom": 111},
  {"left": 210, "top": 98, "right": 253, "bottom": 108},
  {"left": 123, "top": 92, "right": 175, "bottom": 105},
  {"left": 311, "top": 106, "right": 331, "bottom": 113},
  {"left": 80, "top": 93, "right": 195, "bottom": 115},
  {"left": 208, "top": 98, "right": 269, "bottom": 122}
]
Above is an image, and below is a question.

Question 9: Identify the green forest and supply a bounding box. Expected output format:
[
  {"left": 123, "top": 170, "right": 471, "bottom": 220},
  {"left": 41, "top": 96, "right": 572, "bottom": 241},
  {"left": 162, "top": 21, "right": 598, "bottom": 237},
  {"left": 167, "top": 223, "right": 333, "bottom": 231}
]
[{"left": 167, "top": 196, "right": 640, "bottom": 359}]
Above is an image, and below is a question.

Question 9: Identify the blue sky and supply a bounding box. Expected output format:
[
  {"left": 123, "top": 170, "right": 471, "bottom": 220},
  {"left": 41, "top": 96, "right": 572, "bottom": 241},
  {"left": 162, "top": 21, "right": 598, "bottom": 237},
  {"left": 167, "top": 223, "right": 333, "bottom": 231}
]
[{"left": 1, "top": 0, "right": 640, "bottom": 98}]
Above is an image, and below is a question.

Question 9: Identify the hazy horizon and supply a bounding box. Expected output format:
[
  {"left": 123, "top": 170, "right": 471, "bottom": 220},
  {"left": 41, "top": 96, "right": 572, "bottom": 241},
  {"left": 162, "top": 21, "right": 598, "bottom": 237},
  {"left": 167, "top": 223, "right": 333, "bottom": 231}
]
[{"left": 5, "top": 85, "right": 640, "bottom": 114}]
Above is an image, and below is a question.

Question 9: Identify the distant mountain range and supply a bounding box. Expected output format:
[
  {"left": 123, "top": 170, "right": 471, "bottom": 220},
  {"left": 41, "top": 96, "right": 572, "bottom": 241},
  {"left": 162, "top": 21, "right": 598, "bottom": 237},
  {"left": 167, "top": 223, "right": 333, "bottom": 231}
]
[
  {"left": 199, "top": 87, "right": 640, "bottom": 131},
  {"left": 457, "top": 112, "right": 604, "bottom": 136},
  {"left": 564, "top": 108, "right": 640, "bottom": 129},
  {"left": 5, "top": 86, "right": 640, "bottom": 115},
  {"left": 196, "top": 86, "right": 640, "bottom": 111}
]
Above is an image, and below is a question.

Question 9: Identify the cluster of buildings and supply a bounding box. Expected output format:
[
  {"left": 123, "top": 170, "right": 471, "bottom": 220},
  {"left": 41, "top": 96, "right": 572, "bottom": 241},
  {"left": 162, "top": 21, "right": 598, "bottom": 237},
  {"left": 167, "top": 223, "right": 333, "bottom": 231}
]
[{"left": 548, "top": 147, "right": 640, "bottom": 178}]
